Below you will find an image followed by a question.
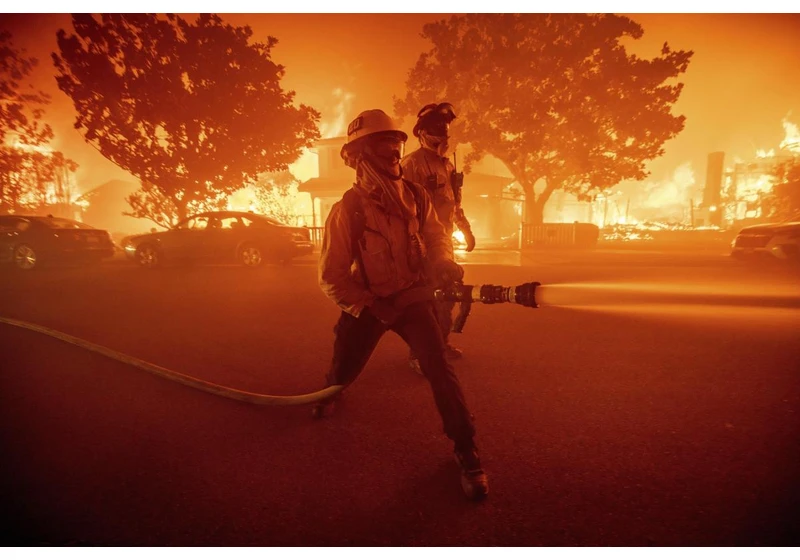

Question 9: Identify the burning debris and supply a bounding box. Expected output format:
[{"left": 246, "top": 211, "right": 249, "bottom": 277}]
[{"left": 718, "top": 117, "right": 800, "bottom": 224}]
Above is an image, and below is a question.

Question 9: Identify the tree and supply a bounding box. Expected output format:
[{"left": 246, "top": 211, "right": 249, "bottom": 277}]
[
  {"left": 251, "top": 170, "right": 301, "bottom": 225},
  {"left": 23, "top": 150, "right": 79, "bottom": 210},
  {"left": 0, "top": 146, "right": 28, "bottom": 212},
  {"left": 53, "top": 14, "right": 321, "bottom": 228},
  {"left": 0, "top": 145, "right": 79, "bottom": 213},
  {"left": 395, "top": 14, "right": 692, "bottom": 224},
  {"left": 0, "top": 29, "right": 54, "bottom": 212}
]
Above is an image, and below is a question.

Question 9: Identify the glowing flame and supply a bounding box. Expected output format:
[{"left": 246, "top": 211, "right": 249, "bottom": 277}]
[
  {"left": 452, "top": 229, "right": 466, "bottom": 250},
  {"left": 736, "top": 118, "right": 800, "bottom": 202},
  {"left": 289, "top": 149, "right": 318, "bottom": 183},
  {"left": 227, "top": 187, "right": 258, "bottom": 213},
  {"left": 4, "top": 138, "right": 83, "bottom": 211},
  {"left": 616, "top": 215, "right": 639, "bottom": 225},
  {"left": 288, "top": 88, "right": 354, "bottom": 185},
  {"left": 641, "top": 162, "right": 695, "bottom": 210},
  {"left": 780, "top": 117, "right": 800, "bottom": 153},
  {"left": 8, "top": 138, "right": 54, "bottom": 155},
  {"left": 737, "top": 173, "right": 774, "bottom": 201}
]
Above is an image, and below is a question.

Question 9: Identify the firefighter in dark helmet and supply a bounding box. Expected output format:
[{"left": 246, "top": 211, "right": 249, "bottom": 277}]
[{"left": 402, "top": 102, "right": 476, "bottom": 371}]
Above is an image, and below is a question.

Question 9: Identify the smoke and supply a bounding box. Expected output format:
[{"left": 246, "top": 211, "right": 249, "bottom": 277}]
[
  {"left": 640, "top": 162, "right": 696, "bottom": 210},
  {"left": 289, "top": 150, "right": 318, "bottom": 183},
  {"left": 319, "top": 88, "right": 355, "bottom": 138}
]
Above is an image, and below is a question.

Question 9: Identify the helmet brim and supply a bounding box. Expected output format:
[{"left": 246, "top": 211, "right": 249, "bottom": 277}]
[{"left": 343, "top": 130, "right": 407, "bottom": 153}]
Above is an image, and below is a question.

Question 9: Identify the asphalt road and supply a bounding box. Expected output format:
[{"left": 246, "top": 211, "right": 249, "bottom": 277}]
[{"left": 1, "top": 250, "right": 798, "bottom": 546}]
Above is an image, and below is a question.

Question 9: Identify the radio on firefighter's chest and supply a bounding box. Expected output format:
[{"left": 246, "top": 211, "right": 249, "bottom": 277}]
[{"left": 424, "top": 171, "right": 464, "bottom": 190}]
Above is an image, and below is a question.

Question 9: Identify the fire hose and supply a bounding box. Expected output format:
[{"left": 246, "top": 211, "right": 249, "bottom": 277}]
[{"left": 0, "top": 281, "right": 541, "bottom": 406}]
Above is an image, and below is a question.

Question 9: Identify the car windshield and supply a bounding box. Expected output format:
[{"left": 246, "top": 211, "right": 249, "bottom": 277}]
[{"left": 33, "top": 216, "right": 93, "bottom": 229}]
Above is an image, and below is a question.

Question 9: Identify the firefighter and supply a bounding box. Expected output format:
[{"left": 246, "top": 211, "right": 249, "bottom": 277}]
[
  {"left": 314, "top": 109, "right": 489, "bottom": 501},
  {"left": 402, "top": 102, "right": 476, "bottom": 370}
]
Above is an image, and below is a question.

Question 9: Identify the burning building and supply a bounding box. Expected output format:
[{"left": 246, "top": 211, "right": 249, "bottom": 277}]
[{"left": 700, "top": 118, "right": 800, "bottom": 228}]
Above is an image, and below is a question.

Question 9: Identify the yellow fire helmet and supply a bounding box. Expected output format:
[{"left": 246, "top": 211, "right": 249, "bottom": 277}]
[{"left": 341, "top": 109, "right": 408, "bottom": 168}]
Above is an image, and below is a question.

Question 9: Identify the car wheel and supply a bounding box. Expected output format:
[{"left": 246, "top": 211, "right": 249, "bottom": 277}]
[
  {"left": 136, "top": 244, "right": 161, "bottom": 269},
  {"left": 14, "top": 244, "right": 38, "bottom": 270},
  {"left": 238, "top": 243, "right": 264, "bottom": 268}
]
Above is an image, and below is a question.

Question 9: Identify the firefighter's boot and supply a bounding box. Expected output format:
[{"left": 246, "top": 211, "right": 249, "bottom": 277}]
[{"left": 454, "top": 443, "right": 489, "bottom": 501}]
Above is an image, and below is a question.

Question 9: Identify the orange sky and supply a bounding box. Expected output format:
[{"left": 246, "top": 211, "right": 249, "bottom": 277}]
[{"left": 3, "top": 13, "right": 800, "bottom": 197}]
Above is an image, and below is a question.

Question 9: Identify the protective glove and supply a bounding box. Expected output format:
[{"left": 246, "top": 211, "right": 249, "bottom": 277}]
[
  {"left": 433, "top": 259, "right": 465, "bottom": 287},
  {"left": 366, "top": 298, "right": 401, "bottom": 327},
  {"left": 462, "top": 227, "right": 476, "bottom": 252}
]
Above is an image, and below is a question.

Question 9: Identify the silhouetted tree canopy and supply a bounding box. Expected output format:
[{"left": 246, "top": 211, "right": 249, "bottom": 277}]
[
  {"left": 1, "top": 29, "right": 59, "bottom": 212},
  {"left": 252, "top": 170, "right": 301, "bottom": 225},
  {"left": 0, "top": 30, "right": 52, "bottom": 147},
  {"left": 53, "top": 14, "right": 321, "bottom": 227},
  {"left": 396, "top": 14, "right": 693, "bottom": 223}
]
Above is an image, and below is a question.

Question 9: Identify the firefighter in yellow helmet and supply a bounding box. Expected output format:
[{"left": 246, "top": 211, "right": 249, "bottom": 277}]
[
  {"left": 314, "top": 109, "right": 489, "bottom": 501},
  {"left": 402, "top": 102, "right": 476, "bottom": 367}
]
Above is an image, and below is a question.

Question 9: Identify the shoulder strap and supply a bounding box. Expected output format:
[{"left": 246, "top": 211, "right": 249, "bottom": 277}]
[{"left": 342, "top": 188, "right": 370, "bottom": 290}]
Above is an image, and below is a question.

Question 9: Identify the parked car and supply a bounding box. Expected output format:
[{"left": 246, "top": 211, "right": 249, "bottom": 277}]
[
  {"left": 730, "top": 220, "right": 800, "bottom": 262},
  {"left": 121, "top": 211, "right": 314, "bottom": 269},
  {"left": 0, "top": 215, "right": 116, "bottom": 270}
]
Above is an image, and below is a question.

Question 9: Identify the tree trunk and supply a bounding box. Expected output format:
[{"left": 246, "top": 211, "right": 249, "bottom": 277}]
[
  {"left": 525, "top": 196, "right": 545, "bottom": 225},
  {"left": 173, "top": 198, "right": 188, "bottom": 227},
  {"left": 523, "top": 178, "right": 558, "bottom": 225}
]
